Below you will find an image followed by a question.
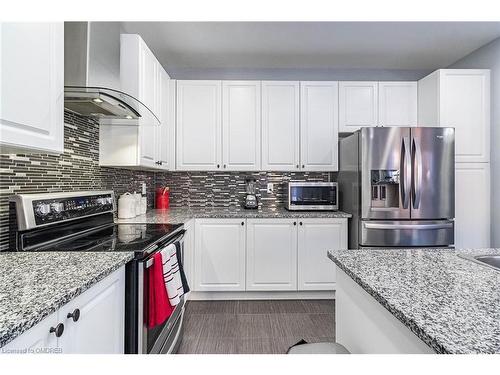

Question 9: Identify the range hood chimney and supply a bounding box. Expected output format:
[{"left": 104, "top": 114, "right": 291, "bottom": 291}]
[{"left": 64, "top": 22, "right": 159, "bottom": 126}]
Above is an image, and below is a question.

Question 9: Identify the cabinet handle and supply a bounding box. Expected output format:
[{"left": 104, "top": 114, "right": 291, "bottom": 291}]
[
  {"left": 293, "top": 221, "right": 297, "bottom": 226},
  {"left": 241, "top": 221, "right": 244, "bottom": 226},
  {"left": 67, "top": 308, "right": 80, "bottom": 322},
  {"left": 159, "top": 161, "right": 163, "bottom": 166},
  {"left": 49, "top": 323, "right": 64, "bottom": 337}
]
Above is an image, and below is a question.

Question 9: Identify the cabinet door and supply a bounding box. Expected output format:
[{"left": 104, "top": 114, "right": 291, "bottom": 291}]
[
  {"left": 194, "top": 219, "right": 246, "bottom": 291},
  {"left": 246, "top": 219, "right": 297, "bottom": 291},
  {"left": 455, "top": 163, "right": 490, "bottom": 248},
  {"left": 378, "top": 82, "right": 417, "bottom": 127},
  {"left": 339, "top": 81, "right": 378, "bottom": 133},
  {"left": 182, "top": 219, "right": 195, "bottom": 289},
  {"left": 59, "top": 267, "right": 125, "bottom": 354},
  {"left": 440, "top": 70, "right": 490, "bottom": 163},
  {"left": 0, "top": 22, "right": 64, "bottom": 154},
  {"left": 297, "top": 218, "right": 347, "bottom": 291},
  {"left": 222, "top": 81, "right": 261, "bottom": 171},
  {"left": 261, "top": 81, "right": 300, "bottom": 171},
  {"left": 176, "top": 81, "right": 222, "bottom": 170},
  {"left": 156, "top": 71, "right": 175, "bottom": 170},
  {"left": 1, "top": 311, "right": 59, "bottom": 353},
  {"left": 300, "top": 81, "right": 339, "bottom": 171}
]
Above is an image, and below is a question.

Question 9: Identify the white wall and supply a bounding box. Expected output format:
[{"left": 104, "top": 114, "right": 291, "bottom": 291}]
[{"left": 448, "top": 37, "right": 500, "bottom": 246}]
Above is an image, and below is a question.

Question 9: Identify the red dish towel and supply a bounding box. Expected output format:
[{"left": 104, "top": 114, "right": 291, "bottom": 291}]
[{"left": 148, "top": 252, "right": 174, "bottom": 328}]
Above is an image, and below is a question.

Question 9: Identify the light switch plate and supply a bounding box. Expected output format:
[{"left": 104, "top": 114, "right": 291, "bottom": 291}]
[{"left": 267, "top": 183, "right": 274, "bottom": 194}]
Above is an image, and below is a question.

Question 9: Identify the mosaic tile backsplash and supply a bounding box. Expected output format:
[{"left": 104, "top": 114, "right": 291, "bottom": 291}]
[{"left": 0, "top": 111, "right": 334, "bottom": 250}]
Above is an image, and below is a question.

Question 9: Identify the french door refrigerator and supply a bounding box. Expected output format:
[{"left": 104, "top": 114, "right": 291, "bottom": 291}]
[{"left": 339, "top": 127, "right": 455, "bottom": 248}]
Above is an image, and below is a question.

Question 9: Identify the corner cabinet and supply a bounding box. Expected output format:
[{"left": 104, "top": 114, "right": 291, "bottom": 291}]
[
  {"left": 261, "top": 81, "right": 300, "bottom": 171},
  {"left": 176, "top": 80, "right": 222, "bottom": 170},
  {"left": 0, "top": 22, "right": 64, "bottom": 154},
  {"left": 2, "top": 267, "right": 125, "bottom": 354},
  {"left": 193, "top": 219, "right": 246, "bottom": 291},
  {"left": 300, "top": 81, "right": 339, "bottom": 171},
  {"left": 418, "top": 69, "right": 490, "bottom": 163},
  {"left": 246, "top": 219, "right": 298, "bottom": 291}
]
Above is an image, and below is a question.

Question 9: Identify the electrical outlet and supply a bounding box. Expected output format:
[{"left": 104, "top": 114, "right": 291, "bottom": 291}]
[{"left": 267, "top": 183, "right": 274, "bottom": 194}]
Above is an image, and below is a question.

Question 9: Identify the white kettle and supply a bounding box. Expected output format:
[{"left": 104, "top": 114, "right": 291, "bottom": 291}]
[{"left": 118, "top": 193, "right": 136, "bottom": 219}]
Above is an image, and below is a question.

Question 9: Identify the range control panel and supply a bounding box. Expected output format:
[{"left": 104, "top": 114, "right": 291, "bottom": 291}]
[{"left": 32, "top": 193, "right": 114, "bottom": 226}]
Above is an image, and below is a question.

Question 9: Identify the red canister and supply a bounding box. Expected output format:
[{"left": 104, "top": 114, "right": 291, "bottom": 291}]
[{"left": 155, "top": 187, "right": 170, "bottom": 209}]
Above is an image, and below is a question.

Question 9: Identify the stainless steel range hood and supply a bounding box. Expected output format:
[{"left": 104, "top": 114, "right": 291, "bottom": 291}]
[{"left": 64, "top": 22, "right": 159, "bottom": 126}]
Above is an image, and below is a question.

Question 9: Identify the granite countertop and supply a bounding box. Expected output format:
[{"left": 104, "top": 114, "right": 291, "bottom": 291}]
[
  {"left": 0, "top": 251, "right": 134, "bottom": 348},
  {"left": 328, "top": 248, "right": 500, "bottom": 354},
  {"left": 116, "top": 206, "right": 352, "bottom": 224}
]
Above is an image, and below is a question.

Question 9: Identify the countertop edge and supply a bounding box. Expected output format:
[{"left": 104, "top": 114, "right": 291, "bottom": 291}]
[
  {"left": 0, "top": 254, "right": 133, "bottom": 349},
  {"left": 327, "top": 251, "right": 447, "bottom": 354}
]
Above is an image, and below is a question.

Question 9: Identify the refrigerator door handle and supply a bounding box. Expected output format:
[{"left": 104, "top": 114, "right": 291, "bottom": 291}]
[
  {"left": 364, "top": 222, "right": 454, "bottom": 230},
  {"left": 400, "top": 137, "right": 411, "bottom": 209},
  {"left": 411, "top": 137, "right": 422, "bottom": 209}
]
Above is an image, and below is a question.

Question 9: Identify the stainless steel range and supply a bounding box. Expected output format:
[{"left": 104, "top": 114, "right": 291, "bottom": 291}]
[
  {"left": 338, "top": 127, "right": 455, "bottom": 248},
  {"left": 9, "top": 191, "right": 186, "bottom": 354}
]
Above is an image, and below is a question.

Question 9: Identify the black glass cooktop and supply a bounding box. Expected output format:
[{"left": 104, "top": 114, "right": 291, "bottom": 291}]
[{"left": 33, "top": 223, "right": 183, "bottom": 256}]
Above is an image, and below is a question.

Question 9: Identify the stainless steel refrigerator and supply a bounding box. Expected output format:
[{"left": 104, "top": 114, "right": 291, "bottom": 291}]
[{"left": 338, "top": 127, "right": 455, "bottom": 248}]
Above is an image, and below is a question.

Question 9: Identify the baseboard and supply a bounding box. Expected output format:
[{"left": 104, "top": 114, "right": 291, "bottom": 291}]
[{"left": 186, "top": 290, "right": 336, "bottom": 301}]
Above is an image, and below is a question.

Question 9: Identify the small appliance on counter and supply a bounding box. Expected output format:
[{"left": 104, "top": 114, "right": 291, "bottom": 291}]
[
  {"left": 244, "top": 178, "right": 258, "bottom": 209},
  {"left": 285, "top": 181, "right": 338, "bottom": 211},
  {"left": 118, "top": 192, "right": 136, "bottom": 219},
  {"left": 156, "top": 187, "right": 170, "bottom": 209}
]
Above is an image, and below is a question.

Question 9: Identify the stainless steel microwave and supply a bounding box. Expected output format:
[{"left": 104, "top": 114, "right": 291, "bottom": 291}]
[{"left": 285, "top": 182, "right": 338, "bottom": 211}]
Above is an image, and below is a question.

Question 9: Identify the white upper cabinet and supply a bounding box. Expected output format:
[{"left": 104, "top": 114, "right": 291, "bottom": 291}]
[
  {"left": 418, "top": 69, "right": 490, "bottom": 163},
  {"left": 339, "top": 81, "right": 378, "bottom": 133},
  {"left": 300, "top": 81, "right": 339, "bottom": 171},
  {"left": 261, "top": 81, "right": 300, "bottom": 171},
  {"left": 246, "top": 219, "right": 298, "bottom": 291},
  {"left": 0, "top": 23, "right": 64, "bottom": 154},
  {"left": 194, "top": 219, "right": 246, "bottom": 291},
  {"left": 378, "top": 82, "right": 417, "bottom": 127},
  {"left": 176, "top": 80, "right": 222, "bottom": 170},
  {"left": 120, "top": 34, "right": 161, "bottom": 119},
  {"left": 222, "top": 81, "right": 261, "bottom": 171},
  {"left": 156, "top": 73, "right": 175, "bottom": 170}
]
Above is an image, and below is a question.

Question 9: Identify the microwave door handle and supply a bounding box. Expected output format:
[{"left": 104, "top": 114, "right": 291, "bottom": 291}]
[
  {"left": 401, "top": 137, "right": 411, "bottom": 209},
  {"left": 411, "top": 137, "right": 422, "bottom": 209}
]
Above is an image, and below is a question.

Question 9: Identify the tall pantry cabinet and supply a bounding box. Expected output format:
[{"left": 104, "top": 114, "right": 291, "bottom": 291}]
[{"left": 418, "top": 69, "right": 491, "bottom": 248}]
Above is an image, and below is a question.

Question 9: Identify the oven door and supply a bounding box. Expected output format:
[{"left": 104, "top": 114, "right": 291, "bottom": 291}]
[
  {"left": 137, "top": 230, "right": 186, "bottom": 354},
  {"left": 288, "top": 183, "right": 337, "bottom": 210}
]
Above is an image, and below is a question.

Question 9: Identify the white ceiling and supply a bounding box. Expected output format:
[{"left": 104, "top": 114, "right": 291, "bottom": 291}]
[{"left": 120, "top": 22, "right": 500, "bottom": 71}]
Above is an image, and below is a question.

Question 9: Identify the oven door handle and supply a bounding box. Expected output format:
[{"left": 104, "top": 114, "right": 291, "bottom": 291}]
[{"left": 143, "top": 230, "right": 186, "bottom": 269}]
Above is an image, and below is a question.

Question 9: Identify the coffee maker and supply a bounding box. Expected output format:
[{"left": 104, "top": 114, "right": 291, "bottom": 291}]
[{"left": 244, "top": 178, "right": 258, "bottom": 209}]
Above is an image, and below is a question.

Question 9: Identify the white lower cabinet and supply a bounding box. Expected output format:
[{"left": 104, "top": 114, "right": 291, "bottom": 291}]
[
  {"left": 297, "top": 218, "right": 347, "bottom": 291},
  {"left": 194, "top": 219, "right": 246, "bottom": 291},
  {"left": 3, "top": 267, "right": 125, "bottom": 354},
  {"left": 246, "top": 219, "right": 298, "bottom": 291},
  {"left": 455, "top": 163, "right": 490, "bottom": 248}
]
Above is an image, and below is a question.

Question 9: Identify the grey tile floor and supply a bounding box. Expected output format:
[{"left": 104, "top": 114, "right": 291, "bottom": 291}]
[{"left": 177, "top": 299, "right": 335, "bottom": 354}]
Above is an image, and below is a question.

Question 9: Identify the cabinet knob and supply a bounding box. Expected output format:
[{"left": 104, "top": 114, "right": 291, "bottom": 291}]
[
  {"left": 241, "top": 221, "right": 244, "bottom": 226},
  {"left": 217, "top": 164, "right": 220, "bottom": 168},
  {"left": 296, "top": 165, "right": 299, "bottom": 169},
  {"left": 49, "top": 323, "right": 64, "bottom": 337},
  {"left": 223, "top": 164, "right": 226, "bottom": 169},
  {"left": 293, "top": 221, "right": 297, "bottom": 226},
  {"left": 67, "top": 308, "right": 80, "bottom": 322},
  {"left": 159, "top": 161, "right": 163, "bottom": 166},
  {"left": 299, "top": 221, "right": 303, "bottom": 226},
  {"left": 302, "top": 165, "right": 305, "bottom": 169}
]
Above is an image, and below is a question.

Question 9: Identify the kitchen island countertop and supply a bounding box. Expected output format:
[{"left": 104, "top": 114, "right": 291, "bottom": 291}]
[{"left": 328, "top": 248, "right": 500, "bottom": 354}]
